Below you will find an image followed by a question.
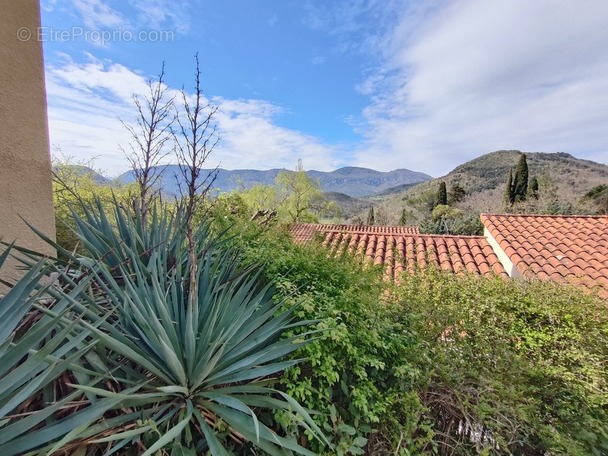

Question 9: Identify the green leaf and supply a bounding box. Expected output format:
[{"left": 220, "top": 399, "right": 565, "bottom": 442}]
[
  {"left": 141, "top": 410, "right": 192, "bottom": 456},
  {"left": 90, "top": 424, "right": 153, "bottom": 443}
]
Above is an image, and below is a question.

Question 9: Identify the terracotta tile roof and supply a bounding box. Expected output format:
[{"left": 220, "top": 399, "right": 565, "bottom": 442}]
[
  {"left": 480, "top": 214, "right": 608, "bottom": 298},
  {"left": 290, "top": 223, "right": 419, "bottom": 243},
  {"left": 290, "top": 223, "right": 507, "bottom": 280}
]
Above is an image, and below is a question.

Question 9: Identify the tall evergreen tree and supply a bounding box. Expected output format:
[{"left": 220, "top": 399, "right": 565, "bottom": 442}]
[
  {"left": 448, "top": 183, "right": 466, "bottom": 205},
  {"left": 513, "top": 153, "right": 529, "bottom": 202},
  {"left": 366, "top": 206, "right": 375, "bottom": 225},
  {"left": 436, "top": 182, "right": 448, "bottom": 207},
  {"left": 528, "top": 176, "right": 539, "bottom": 199},
  {"left": 505, "top": 168, "right": 514, "bottom": 205},
  {"left": 399, "top": 208, "right": 408, "bottom": 225}
]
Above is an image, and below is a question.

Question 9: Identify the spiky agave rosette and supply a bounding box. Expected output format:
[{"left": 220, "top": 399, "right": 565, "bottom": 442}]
[{"left": 0, "top": 199, "right": 327, "bottom": 455}]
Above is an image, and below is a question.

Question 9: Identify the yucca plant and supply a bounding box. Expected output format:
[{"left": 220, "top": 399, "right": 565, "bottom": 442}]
[
  {"left": 36, "top": 199, "right": 327, "bottom": 454},
  {"left": 0, "top": 245, "right": 118, "bottom": 455}
]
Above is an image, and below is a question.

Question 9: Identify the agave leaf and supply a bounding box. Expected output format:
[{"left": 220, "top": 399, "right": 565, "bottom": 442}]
[
  {"left": 14, "top": 221, "right": 72, "bottom": 263},
  {"left": 206, "top": 358, "right": 305, "bottom": 386},
  {"left": 0, "top": 262, "right": 47, "bottom": 341},
  {"left": 141, "top": 408, "right": 192, "bottom": 456},
  {"left": 0, "top": 310, "right": 61, "bottom": 376},
  {"left": 0, "top": 313, "right": 85, "bottom": 394},
  {"left": 76, "top": 319, "right": 173, "bottom": 383},
  {"left": 0, "top": 258, "right": 105, "bottom": 453},
  {"left": 70, "top": 384, "right": 166, "bottom": 403},
  {"left": 192, "top": 408, "right": 230, "bottom": 456},
  {"left": 204, "top": 401, "right": 315, "bottom": 456},
  {"left": 156, "top": 332, "right": 187, "bottom": 386},
  {"left": 0, "top": 389, "right": 82, "bottom": 452},
  {"left": 202, "top": 392, "right": 261, "bottom": 442},
  {"left": 90, "top": 424, "right": 154, "bottom": 443},
  {"left": 157, "top": 385, "right": 189, "bottom": 395},
  {"left": 36, "top": 198, "right": 328, "bottom": 453},
  {"left": 1, "top": 385, "right": 133, "bottom": 456},
  {"left": 0, "top": 242, "right": 14, "bottom": 269},
  {"left": 0, "top": 339, "right": 93, "bottom": 418},
  {"left": 215, "top": 333, "right": 313, "bottom": 378}
]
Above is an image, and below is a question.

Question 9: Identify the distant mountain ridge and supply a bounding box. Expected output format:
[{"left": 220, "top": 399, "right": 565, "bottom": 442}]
[
  {"left": 116, "top": 165, "right": 432, "bottom": 198},
  {"left": 403, "top": 150, "right": 608, "bottom": 197},
  {"left": 370, "top": 150, "right": 608, "bottom": 225}
]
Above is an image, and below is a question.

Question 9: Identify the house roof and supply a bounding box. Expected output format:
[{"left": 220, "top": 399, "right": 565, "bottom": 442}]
[
  {"left": 290, "top": 224, "right": 507, "bottom": 280},
  {"left": 481, "top": 214, "right": 608, "bottom": 298},
  {"left": 290, "top": 223, "right": 419, "bottom": 243}
]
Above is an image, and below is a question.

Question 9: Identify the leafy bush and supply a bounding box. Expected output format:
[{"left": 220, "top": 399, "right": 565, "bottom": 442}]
[
  {"left": 219, "top": 222, "right": 431, "bottom": 454},
  {"left": 34, "top": 189, "right": 608, "bottom": 455},
  {"left": 220, "top": 216, "right": 608, "bottom": 455},
  {"left": 394, "top": 269, "right": 608, "bottom": 455}
]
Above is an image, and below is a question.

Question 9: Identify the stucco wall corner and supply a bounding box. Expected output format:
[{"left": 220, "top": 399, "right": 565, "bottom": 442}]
[{"left": 0, "top": 0, "right": 56, "bottom": 291}]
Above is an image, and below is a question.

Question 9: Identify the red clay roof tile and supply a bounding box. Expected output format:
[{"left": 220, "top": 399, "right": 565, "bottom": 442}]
[
  {"left": 290, "top": 223, "right": 508, "bottom": 280},
  {"left": 289, "top": 223, "right": 419, "bottom": 243},
  {"left": 481, "top": 214, "right": 608, "bottom": 299}
]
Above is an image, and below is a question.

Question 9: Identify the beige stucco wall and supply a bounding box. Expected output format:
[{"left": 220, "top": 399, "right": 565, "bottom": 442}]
[{"left": 0, "top": 0, "right": 56, "bottom": 289}]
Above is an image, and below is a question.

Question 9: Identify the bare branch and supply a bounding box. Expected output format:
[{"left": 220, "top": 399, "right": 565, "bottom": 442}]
[
  {"left": 173, "top": 53, "right": 220, "bottom": 226},
  {"left": 172, "top": 53, "right": 220, "bottom": 314},
  {"left": 119, "top": 62, "right": 176, "bottom": 222}
]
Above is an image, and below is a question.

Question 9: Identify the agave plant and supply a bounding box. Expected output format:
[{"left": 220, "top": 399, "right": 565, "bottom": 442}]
[
  {"left": 27, "top": 199, "right": 327, "bottom": 455},
  {"left": 0, "top": 245, "right": 117, "bottom": 455}
]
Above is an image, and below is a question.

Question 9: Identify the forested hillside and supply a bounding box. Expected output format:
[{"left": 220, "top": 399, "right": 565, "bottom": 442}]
[{"left": 356, "top": 150, "right": 608, "bottom": 230}]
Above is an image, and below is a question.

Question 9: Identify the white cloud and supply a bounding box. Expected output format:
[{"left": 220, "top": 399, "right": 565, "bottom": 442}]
[
  {"left": 352, "top": 0, "right": 608, "bottom": 175},
  {"left": 303, "top": 0, "right": 402, "bottom": 57},
  {"left": 41, "top": 0, "right": 58, "bottom": 13},
  {"left": 69, "top": 0, "right": 126, "bottom": 29},
  {"left": 45, "top": 55, "right": 342, "bottom": 177},
  {"left": 45, "top": 55, "right": 147, "bottom": 175},
  {"left": 46, "top": 0, "right": 608, "bottom": 177},
  {"left": 66, "top": 0, "right": 191, "bottom": 36},
  {"left": 127, "top": 0, "right": 191, "bottom": 33},
  {"left": 212, "top": 98, "right": 342, "bottom": 171}
]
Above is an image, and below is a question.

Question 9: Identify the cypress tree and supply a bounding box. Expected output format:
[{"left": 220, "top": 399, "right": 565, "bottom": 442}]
[
  {"left": 505, "top": 168, "right": 514, "bottom": 205},
  {"left": 528, "top": 176, "right": 539, "bottom": 199},
  {"left": 366, "top": 206, "right": 375, "bottom": 225},
  {"left": 448, "top": 183, "right": 466, "bottom": 205},
  {"left": 436, "top": 182, "right": 448, "bottom": 207},
  {"left": 399, "top": 208, "right": 408, "bottom": 225},
  {"left": 513, "top": 153, "right": 529, "bottom": 202}
]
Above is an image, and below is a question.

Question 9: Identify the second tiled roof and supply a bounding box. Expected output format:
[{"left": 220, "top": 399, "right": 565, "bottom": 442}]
[
  {"left": 481, "top": 214, "right": 608, "bottom": 298},
  {"left": 290, "top": 223, "right": 507, "bottom": 279}
]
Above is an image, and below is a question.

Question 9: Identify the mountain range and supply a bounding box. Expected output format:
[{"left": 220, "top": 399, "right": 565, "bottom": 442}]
[
  {"left": 116, "top": 165, "right": 432, "bottom": 198},
  {"left": 397, "top": 150, "right": 608, "bottom": 201},
  {"left": 362, "top": 150, "right": 608, "bottom": 225},
  {"left": 61, "top": 150, "right": 607, "bottom": 223}
]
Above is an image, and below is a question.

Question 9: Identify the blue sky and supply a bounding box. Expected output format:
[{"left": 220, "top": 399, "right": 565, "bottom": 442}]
[{"left": 40, "top": 0, "right": 608, "bottom": 177}]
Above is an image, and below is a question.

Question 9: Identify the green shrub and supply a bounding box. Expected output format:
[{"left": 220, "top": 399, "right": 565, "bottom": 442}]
[
  {"left": 220, "top": 222, "right": 431, "bottom": 454},
  {"left": 42, "top": 197, "right": 598, "bottom": 455},
  {"left": 223, "top": 217, "right": 608, "bottom": 455},
  {"left": 395, "top": 269, "right": 608, "bottom": 455}
]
